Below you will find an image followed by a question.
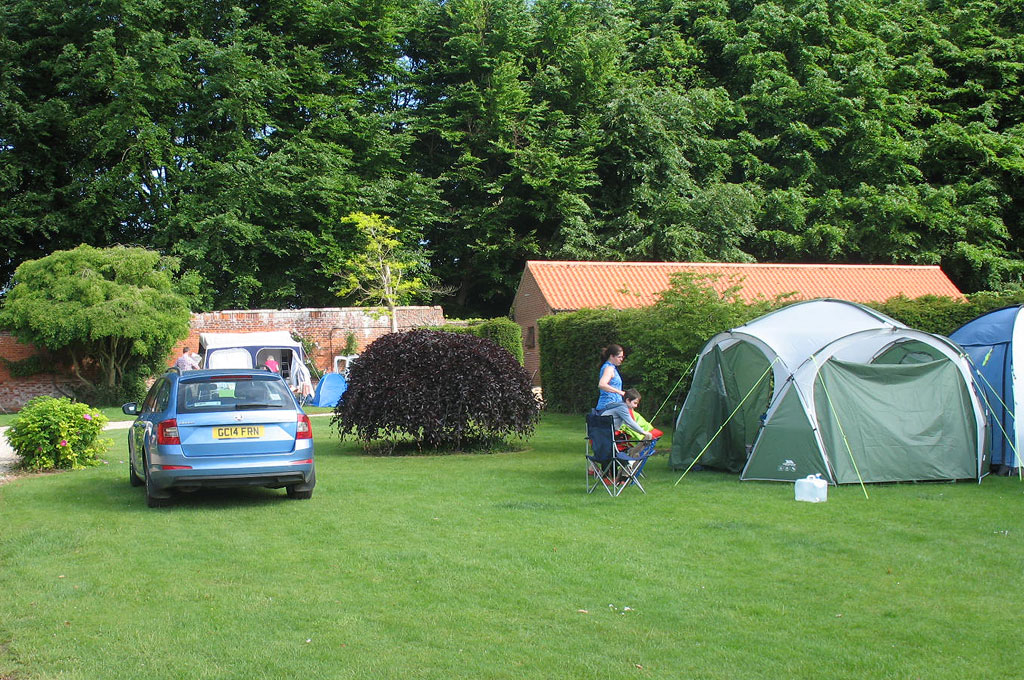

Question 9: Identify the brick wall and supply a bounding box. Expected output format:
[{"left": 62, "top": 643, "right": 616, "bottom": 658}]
[
  {"left": 0, "top": 332, "right": 75, "bottom": 412},
  {"left": 0, "top": 306, "right": 446, "bottom": 409},
  {"left": 172, "top": 306, "right": 446, "bottom": 373},
  {"left": 510, "top": 269, "right": 552, "bottom": 386}
]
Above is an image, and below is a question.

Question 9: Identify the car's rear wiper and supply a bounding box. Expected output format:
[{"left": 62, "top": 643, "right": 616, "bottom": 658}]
[{"left": 234, "top": 403, "right": 285, "bottom": 410}]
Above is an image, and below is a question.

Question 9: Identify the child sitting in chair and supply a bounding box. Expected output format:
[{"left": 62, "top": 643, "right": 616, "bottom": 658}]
[{"left": 616, "top": 388, "right": 663, "bottom": 452}]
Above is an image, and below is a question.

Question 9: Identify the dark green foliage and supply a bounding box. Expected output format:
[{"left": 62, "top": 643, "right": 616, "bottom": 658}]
[
  {"left": 867, "top": 295, "right": 979, "bottom": 336},
  {"left": 425, "top": 318, "right": 524, "bottom": 365},
  {"left": 870, "top": 290, "right": 1024, "bottom": 336},
  {"left": 333, "top": 329, "right": 540, "bottom": 450},
  {"left": 538, "top": 308, "right": 631, "bottom": 414},
  {"left": 2, "top": 0, "right": 1024, "bottom": 315},
  {"left": 539, "top": 274, "right": 1024, "bottom": 418},
  {"left": 0, "top": 355, "right": 48, "bottom": 378}
]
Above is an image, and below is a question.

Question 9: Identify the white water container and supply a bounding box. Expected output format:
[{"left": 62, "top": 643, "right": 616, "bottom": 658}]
[{"left": 795, "top": 474, "right": 828, "bottom": 503}]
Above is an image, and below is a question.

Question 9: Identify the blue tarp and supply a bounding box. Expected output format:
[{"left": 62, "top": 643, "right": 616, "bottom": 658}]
[
  {"left": 310, "top": 373, "right": 347, "bottom": 407},
  {"left": 950, "top": 306, "right": 1021, "bottom": 468}
]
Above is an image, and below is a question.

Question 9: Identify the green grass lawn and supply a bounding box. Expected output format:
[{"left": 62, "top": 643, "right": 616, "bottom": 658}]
[{"left": 2, "top": 413, "right": 1023, "bottom": 679}]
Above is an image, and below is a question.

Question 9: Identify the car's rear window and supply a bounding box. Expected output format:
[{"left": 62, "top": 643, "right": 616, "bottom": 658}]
[{"left": 177, "top": 377, "right": 294, "bottom": 413}]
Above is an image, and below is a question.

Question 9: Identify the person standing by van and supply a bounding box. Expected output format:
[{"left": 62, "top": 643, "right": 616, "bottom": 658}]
[
  {"left": 292, "top": 360, "right": 314, "bottom": 404},
  {"left": 175, "top": 347, "right": 200, "bottom": 371}
]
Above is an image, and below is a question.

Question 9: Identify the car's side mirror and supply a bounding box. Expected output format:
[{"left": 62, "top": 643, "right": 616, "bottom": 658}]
[{"left": 122, "top": 402, "right": 139, "bottom": 416}]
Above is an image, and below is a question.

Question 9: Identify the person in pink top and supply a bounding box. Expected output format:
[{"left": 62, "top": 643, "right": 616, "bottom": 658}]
[{"left": 264, "top": 355, "right": 280, "bottom": 372}]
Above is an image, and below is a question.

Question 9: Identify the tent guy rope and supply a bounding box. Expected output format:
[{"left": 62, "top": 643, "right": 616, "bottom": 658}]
[
  {"left": 673, "top": 357, "right": 780, "bottom": 487},
  {"left": 963, "top": 352, "right": 1022, "bottom": 480},
  {"left": 811, "top": 355, "right": 870, "bottom": 499},
  {"left": 650, "top": 353, "right": 698, "bottom": 423}
]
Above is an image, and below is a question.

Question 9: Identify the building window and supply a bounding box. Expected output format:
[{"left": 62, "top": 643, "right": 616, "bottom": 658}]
[{"left": 525, "top": 326, "right": 536, "bottom": 349}]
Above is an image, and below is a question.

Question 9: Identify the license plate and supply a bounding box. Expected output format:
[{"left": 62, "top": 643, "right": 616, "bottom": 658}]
[{"left": 213, "top": 425, "right": 264, "bottom": 439}]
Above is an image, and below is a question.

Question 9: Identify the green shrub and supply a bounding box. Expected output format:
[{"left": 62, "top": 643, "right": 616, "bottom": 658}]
[
  {"left": 333, "top": 329, "right": 541, "bottom": 451},
  {"left": 4, "top": 397, "right": 109, "bottom": 470},
  {"left": 867, "top": 290, "right": 1024, "bottom": 336},
  {"left": 537, "top": 278, "right": 1024, "bottom": 418},
  {"left": 867, "top": 295, "right": 975, "bottom": 335},
  {"left": 425, "top": 318, "right": 524, "bottom": 365}
]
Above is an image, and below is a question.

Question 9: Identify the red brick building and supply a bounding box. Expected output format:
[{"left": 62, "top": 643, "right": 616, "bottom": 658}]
[
  {"left": 0, "top": 305, "right": 445, "bottom": 410},
  {"left": 511, "top": 260, "right": 966, "bottom": 386}
]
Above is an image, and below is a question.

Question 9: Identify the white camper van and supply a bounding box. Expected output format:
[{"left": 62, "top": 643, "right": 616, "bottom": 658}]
[{"left": 198, "top": 331, "right": 305, "bottom": 387}]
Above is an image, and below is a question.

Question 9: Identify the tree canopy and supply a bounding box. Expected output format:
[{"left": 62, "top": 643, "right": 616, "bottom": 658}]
[
  {"left": 2, "top": 0, "right": 1022, "bottom": 316},
  {"left": 0, "top": 245, "right": 192, "bottom": 401}
]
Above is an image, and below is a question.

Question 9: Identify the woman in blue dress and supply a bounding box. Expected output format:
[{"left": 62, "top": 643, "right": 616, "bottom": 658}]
[{"left": 595, "top": 344, "right": 652, "bottom": 439}]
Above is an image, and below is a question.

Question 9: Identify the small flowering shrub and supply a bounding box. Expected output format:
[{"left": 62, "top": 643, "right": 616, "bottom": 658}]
[{"left": 5, "top": 397, "right": 109, "bottom": 470}]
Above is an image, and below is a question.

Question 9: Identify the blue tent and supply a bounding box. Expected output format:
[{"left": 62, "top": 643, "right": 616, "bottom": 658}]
[
  {"left": 310, "top": 373, "right": 347, "bottom": 408},
  {"left": 950, "top": 306, "right": 1023, "bottom": 471}
]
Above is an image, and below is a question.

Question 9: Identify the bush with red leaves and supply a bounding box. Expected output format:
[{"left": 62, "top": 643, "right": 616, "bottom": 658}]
[{"left": 333, "top": 329, "right": 542, "bottom": 450}]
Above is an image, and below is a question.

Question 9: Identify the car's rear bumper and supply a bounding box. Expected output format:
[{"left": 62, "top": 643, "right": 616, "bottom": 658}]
[
  {"left": 148, "top": 446, "right": 315, "bottom": 492},
  {"left": 156, "top": 467, "right": 313, "bottom": 491}
]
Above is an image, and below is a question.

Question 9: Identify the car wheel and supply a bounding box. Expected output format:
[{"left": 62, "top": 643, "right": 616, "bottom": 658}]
[
  {"left": 144, "top": 457, "right": 172, "bottom": 508},
  {"left": 286, "top": 468, "right": 315, "bottom": 500},
  {"left": 286, "top": 486, "right": 313, "bottom": 500}
]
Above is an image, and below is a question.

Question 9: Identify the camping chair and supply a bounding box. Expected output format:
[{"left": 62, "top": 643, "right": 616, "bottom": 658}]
[
  {"left": 586, "top": 412, "right": 657, "bottom": 496},
  {"left": 586, "top": 412, "right": 618, "bottom": 496},
  {"left": 613, "top": 438, "right": 658, "bottom": 495}
]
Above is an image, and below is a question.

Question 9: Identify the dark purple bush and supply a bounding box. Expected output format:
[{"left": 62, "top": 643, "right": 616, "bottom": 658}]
[{"left": 333, "top": 329, "right": 542, "bottom": 450}]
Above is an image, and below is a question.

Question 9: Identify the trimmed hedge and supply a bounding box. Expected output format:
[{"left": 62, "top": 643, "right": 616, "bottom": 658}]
[
  {"left": 539, "top": 279, "right": 1024, "bottom": 419},
  {"left": 424, "top": 317, "right": 524, "bottom": 365},
  {"left": 868, "top": 290, "right": 1024, "bottom": 335}
]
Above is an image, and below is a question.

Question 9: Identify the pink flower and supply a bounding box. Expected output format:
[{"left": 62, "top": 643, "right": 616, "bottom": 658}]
[
  {"left": 83, "top": 413, "right": 93, "bottom": 420},
  {"left": 59, "top": 440, "right": 68, "bottom": 447}
]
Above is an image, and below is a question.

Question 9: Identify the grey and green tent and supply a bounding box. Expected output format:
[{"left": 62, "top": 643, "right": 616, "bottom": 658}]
[{"left": 670, "top": 299, "right": 988, "bottom": 484}]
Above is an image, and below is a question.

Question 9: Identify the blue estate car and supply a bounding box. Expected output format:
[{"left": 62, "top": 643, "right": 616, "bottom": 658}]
[{"left": 123, "top": 368, "right": 315, "bottom": 507}]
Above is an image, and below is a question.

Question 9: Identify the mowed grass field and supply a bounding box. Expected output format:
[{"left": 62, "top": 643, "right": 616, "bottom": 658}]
[{"left": 2, "top": 413, "right": 1023, "bottom": 679}]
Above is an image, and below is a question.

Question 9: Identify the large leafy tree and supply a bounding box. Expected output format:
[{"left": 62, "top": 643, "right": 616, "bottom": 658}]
[
  {"left": 3, "top": 0, "right": 1024, "bottom": 316},
  {"left": 0, "top": 245, "right": 192, "bottom": 402},
  {"left": 0, "top": 0, "right": 435, "bottom": 309}
]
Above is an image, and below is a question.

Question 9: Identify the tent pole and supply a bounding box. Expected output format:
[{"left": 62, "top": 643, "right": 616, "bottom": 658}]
[{"left": 674, "top": 357, "right": 779, "bottom": 486}]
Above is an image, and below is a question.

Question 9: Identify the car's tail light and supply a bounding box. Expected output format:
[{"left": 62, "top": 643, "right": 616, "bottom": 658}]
[
  {"left": 161, "top": 465, "right": 193, "bottom": 470},
  {"left": 289, "top": 459, "right": 313, "bottom": 465},
  {"left": 157, "top": 419, "right": 180, "bottom": 445},
  {"left": 296, "top": 414, "right": 313, "bottom": 440}
]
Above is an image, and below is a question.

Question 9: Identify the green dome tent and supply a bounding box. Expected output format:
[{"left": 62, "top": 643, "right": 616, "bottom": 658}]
[{"left": 670, "top": 299, "right": 988, "bottom": 484}]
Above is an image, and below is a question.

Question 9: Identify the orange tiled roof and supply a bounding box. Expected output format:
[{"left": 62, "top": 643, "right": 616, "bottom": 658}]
[{"left": 526, "top": 261, "right": 965, "bottom": 310}]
